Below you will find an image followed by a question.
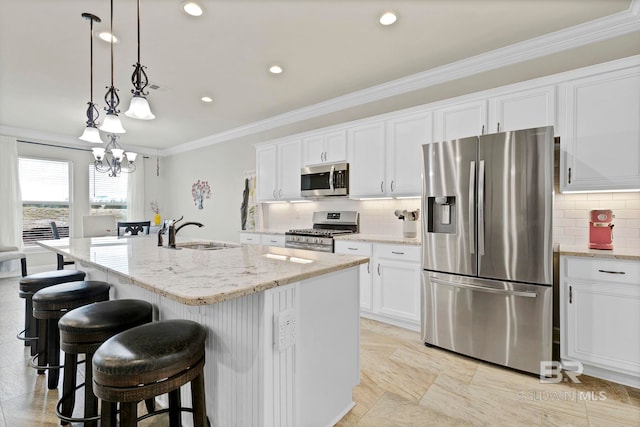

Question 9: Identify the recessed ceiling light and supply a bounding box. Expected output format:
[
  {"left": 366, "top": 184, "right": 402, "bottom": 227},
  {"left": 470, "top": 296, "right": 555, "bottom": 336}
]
[
  {"left": 269, "top": 65, "right": 283, "bottom": 74},
  {"left": 201, "top": 96, "right": 213, "bottom": 103},
  {"left": 97, "top": 31, "right": 118, "bottom": 43},
  {"left": 182, "top": 2, "right": 204, "bottom": 17},
  {"left": 379, "top": 11, "right": 398, "bottom": 26}
]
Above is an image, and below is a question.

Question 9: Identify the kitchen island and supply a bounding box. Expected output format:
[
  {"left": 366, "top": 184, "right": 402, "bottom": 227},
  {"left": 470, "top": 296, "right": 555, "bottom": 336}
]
[{"left": 38, "top": 236, "right": 368, "bottom": 427}]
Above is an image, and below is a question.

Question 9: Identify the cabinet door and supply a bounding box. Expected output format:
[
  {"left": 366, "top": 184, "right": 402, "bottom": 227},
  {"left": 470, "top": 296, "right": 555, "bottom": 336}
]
[
  {"left": 488, "top": 85, "right": 556, "bottom": 133},
  {"left": 239, "top": 233, "right": 260, "bottom": 245},
  {"left": 277, "top": 139, "right": 301, "bottom": 199},
  {"left": 375, "top": 258, "right": 421, "bottom": 323},
  {"left": 302, "top": 134, "right": 325, "bottom": 166},
  {"left": 348, "top": 122, "right": 386, "bottom": 197},
  {"left": 565, "top": 280, "right": 640, "bottom": 376},
  {"left": 324, "top": 130, "right": 347, "bottom": 163},
  {"left": 335, "top": 241, "right": 373, "bottom": 312},
  {"left": 561, "top": 66, "right": 640, "bottom": 192},
  {"left": 435, "top": 100, "right": 487, "bottom": 141},
  {"left": 386, "top": 110, "right": 433, "bottom": 196},
  {"left": 256, "top": 145, "right": 277, "bottom": 201}
]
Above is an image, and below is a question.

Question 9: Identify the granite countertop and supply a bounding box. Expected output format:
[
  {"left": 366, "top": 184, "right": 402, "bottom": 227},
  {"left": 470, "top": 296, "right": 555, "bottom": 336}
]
[
  {"left": 557, "top": 245, "right": 640, "bottom": 261},
  {"left": 334, "top": 233, "right": 421, "bottom": 246},
  {"left": 37, "top": 236, "right": 368, "bottom": 306}
]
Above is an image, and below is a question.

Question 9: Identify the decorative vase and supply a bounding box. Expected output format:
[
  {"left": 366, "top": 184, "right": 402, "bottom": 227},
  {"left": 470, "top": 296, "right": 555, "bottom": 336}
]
[
  {"left": 197, "top": 195, "right": 204, "bottom": 210},
  {"left": 154, "top": 213, "right": 161, "bottom": 225},
  {"left": 402, "top": 220, "right": 417, "bottom": 238}
]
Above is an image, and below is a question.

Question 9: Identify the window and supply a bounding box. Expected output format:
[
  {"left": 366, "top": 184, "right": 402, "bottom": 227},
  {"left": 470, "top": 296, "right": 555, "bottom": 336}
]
[
  {"left": 19, "top": 158, "right": 70, "bottom": 246},
  {"left": 89, "top": 166, "right": 128, "bottom": 221}
]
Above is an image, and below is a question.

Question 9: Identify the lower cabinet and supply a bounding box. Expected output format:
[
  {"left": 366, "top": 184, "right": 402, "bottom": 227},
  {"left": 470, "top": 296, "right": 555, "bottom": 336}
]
[
  {"left": 335, "top": 241, "right": 421, "bottom": 331},
  {"left": 260, "top": 233, "right": 285, "bottom": 247},
  {"left": 239, "top": 232, "right": 260, "bottom": 245},
  {"left": 560, "top": 256, "right": 640, "bottom": 387}
]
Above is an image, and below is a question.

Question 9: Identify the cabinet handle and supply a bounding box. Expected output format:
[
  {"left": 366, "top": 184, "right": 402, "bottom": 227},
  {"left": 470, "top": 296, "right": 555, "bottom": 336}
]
[
  {"left": 377, "top": 264, "right": 381, "bottom": 276},
  {"left": 347, "top": 247, "right": 358, "bottom": 251},
  {"left": 481, "top": 125, "right": 485, "bottom": 135},
  {"left": 367, "top": 262, "right": 370, "bottom": 274},
  {"left": 391, "top": 180, "right": 395, "bottom": 192},
  {"left": 569, "top": 285, "right": 572, "bottom": 304},
  {"left": 497, "top": 122, "right": 500, "bottom": 132},
  {"left": 568, "top": 168, "right": 572, "bottom": 184},
  {"left": 391, "top": 251, "right": 405, "bottom": 255},
  {"left": 278, "top": 189, "right": 282, "bottom": 198},
  {"left": 380, "top": 181, "right": 384, "bottom": 193},
  {"left": 598, "top": 269, "right": 626, "bottom": 275},
  {"left": 272, "top": 189, "right": 276, "bottom": 198}
]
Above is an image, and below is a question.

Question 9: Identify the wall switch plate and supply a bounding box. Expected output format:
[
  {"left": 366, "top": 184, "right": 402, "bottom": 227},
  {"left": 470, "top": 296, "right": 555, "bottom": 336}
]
[{"left": 274, "top": 309, "right": 296, "bottom": 351}]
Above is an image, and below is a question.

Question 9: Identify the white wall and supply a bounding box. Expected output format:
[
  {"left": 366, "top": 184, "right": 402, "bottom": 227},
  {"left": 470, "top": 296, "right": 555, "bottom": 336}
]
[{"left": 161, "top": 138, "right": 255, "bottom": 242}]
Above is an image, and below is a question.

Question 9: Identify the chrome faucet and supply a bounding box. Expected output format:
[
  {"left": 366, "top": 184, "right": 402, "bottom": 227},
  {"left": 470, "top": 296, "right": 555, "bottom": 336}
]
[{"left": 167, "top": 217, "right": 204, "bottom": 248}]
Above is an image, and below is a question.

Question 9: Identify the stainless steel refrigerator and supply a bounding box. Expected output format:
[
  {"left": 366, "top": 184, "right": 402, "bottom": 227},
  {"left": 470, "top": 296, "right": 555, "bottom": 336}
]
[{"left": 421, "top": 126, "right": 554, "bottom": 375}]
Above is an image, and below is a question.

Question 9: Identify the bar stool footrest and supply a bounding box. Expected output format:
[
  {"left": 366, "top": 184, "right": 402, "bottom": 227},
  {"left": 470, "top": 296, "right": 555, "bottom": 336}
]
[{"left": 55, "top": 381, "right": 101, "bottom": 424}]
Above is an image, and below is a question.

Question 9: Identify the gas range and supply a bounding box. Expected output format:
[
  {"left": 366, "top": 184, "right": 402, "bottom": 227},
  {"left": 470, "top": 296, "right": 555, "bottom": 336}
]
[{"left": 285, "top": 211, "right": 359, "bottom": 253}]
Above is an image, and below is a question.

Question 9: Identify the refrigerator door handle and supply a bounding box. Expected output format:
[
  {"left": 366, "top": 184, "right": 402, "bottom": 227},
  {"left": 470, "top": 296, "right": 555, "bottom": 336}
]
[
  {"left": 478, "top": 160, "right": 485, "bottom": 256},
  {"left": 430, "top": 277, "right": 538, "bottom": 298},
  {"left": 469, "top": 161, "right": 476, "bottom": 254}
]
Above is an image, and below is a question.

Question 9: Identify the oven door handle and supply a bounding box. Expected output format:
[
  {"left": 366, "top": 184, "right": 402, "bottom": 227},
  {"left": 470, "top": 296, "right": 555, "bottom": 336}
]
[{"left": 329, "top": 164, "right": 335, "bottom": 192}]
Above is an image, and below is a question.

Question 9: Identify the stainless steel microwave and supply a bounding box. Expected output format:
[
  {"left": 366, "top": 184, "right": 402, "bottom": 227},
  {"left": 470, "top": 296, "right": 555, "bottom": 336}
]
[{"left": 301, "top": 163, "right": 349, "bottom": 197}]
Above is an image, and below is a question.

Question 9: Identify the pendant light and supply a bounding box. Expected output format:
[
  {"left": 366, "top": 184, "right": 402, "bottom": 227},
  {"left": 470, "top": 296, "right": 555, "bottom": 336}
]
[
  {"left": 125, "top": 0, "right": 155, "bottom": 120},
  {"left": 79, "top": 13, "right": 104, "bottom": 144},
  {"left": 99, "top": 0, "right": 126, "bottom": 134}
]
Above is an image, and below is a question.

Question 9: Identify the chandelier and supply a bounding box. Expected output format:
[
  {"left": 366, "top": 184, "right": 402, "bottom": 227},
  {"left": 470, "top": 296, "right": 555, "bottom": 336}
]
[{"left": 92, "top": 133, "right": 137, "bottom": 177}]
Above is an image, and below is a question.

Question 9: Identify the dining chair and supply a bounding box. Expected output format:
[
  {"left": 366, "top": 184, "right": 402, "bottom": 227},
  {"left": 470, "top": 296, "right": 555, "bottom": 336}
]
[
  {"left": 49, "top": 222, "right": 74, "bottom": 270},
  {"left": 117, "top": 221, "right": 151, "bottom": 237},
  {"left": 82, "top": 215, "right": 116, "bottom": 238}
]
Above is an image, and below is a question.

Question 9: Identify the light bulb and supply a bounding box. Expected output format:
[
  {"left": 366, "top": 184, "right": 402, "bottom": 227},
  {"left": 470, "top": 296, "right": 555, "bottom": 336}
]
[
  {"left": 79, "top": 126, "right": 104, "bottom": 144},
  {"left": 92, "top": 147, "right": 106, "bottom": 161},
  {"left": 125, "top": 152, "right": 138, "bottom": 163},
  {"left": 111, "top": 148, "right": 125, "bottom": 162},
  {"left": 125, "top": 95, "right": 155, "bottom": 120},
  {"left": 99, "top": 113, "right": 126, "bottom": 133}
]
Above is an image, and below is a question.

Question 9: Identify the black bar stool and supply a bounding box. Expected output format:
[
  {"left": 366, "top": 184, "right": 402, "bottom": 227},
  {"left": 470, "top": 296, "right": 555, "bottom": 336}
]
[
  {"left": 56, "top": 299, "right": 154, "bottom": 426},
  {"left": 93, "top": 319, "right": 208, "bottom": 427},
  {"left": 32, "top": 281, "right": 110, "bottom": 389},
  {"left": 18, "top": 270, "right": 86, "bottom": 355}
]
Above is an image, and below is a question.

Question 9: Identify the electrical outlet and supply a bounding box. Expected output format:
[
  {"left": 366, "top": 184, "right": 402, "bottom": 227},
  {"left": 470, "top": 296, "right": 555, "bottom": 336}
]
[{"left": 274, "top": 309, "right": 296, "bottom": 351}]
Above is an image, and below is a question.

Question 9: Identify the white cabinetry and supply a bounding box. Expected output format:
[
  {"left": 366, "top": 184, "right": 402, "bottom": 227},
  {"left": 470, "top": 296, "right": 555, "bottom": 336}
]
[
  {"left": 561, "top": 256, "right": 640, "bottom": 387},
  {"left": 385, "top": 110, "right": 433, "bottom": 196},
  {"left": 260, "top": 233, "right": 285, "bottom": 247},
  {"left": 256, "top": 139, "right": 302, "bottom": 202},
  {"left": 488, "top": 85, "right": 557, "bottom": 133},
  {"left": 302, "top": 129, "right": 347, "bottom": 166},
  {"left": 334, "top": 241, "right": 373, "bottom": 312},
  {"left": 348, "top": 121, "right": 386, "bottom": 197},
  {"left": 434, "top": 99, "right": 487, "bottom": 141},
  {"left": 239, "top": 232, "right": 260, "bottom": 245},
  {"left": 561, "top": 66, "right": 640, "bottom": 192}
]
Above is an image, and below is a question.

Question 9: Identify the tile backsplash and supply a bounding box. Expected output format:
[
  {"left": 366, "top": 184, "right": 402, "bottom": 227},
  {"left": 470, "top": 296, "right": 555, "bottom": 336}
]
[{"left": 262, "top": 192, "right": 640, "bottom": 249}]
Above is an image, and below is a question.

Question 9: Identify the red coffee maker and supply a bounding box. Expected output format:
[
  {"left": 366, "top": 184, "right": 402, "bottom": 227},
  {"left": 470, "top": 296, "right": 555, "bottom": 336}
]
[{"left": 589, "top": 209, "right": 614, "bottom": 250}]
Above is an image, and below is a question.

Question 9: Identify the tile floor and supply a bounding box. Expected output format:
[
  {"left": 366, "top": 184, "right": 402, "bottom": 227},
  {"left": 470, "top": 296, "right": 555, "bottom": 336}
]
[{"left": 0, "top": 275, "right": 638, "bottom": 426}]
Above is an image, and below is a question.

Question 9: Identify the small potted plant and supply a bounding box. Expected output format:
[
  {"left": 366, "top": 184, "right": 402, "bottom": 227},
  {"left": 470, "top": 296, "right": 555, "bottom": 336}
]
[{"left": 150, "top": 200, "right": 161, "bottom": 225}]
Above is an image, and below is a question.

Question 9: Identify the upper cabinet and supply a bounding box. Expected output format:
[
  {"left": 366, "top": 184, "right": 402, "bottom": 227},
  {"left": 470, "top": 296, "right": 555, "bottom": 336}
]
[
  {"left": 348, "top": 121, "right": 387, "bottom": 197},
  {"left": 434, "top": 99, "right": 487, "bottom": 142},
  {"left": 302, "top": 129, "right": 347, "bottom": 166},
  {"left": 488, "top": 85, "right": 557, "bottom": 134},
  {"left": 561, "top": 66, "right": 640, "bottom": 192},
  {"left": 256, "top": 139, "right": 302, "bottom": 202}
]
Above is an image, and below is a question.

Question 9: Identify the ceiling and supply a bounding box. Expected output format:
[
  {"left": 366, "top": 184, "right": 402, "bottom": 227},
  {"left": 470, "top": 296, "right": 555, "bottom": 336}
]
[{"left": 0, "top": 0, "right": 638, "bottom": 154}]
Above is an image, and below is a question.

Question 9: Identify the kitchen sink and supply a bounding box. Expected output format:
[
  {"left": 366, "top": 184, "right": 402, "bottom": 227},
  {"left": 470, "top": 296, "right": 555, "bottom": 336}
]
[{"left": 177, "top": 241, "right": 240, "bottom": 250}]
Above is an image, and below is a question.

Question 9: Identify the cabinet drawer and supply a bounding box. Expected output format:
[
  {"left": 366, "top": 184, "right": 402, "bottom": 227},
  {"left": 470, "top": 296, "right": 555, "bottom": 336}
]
[
  {"left": 375, "top": 244, "right": 421, "bottom": 262},
  {"left": 564, "top": 256, "right": 640, "bottom": 285},
  {"left": 261, "top": 234, "right": 285, "bottom": 247},
  {"left": 239, "top": 233, "right": 260, "bottom": 245},
  {"left": 334, "top": 240, "right": 372, "bottom": 256}
]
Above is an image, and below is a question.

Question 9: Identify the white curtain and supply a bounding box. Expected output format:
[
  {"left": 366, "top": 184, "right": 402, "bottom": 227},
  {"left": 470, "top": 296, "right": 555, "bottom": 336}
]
[
  {"left": 127, "top": 156, "right": 146, "bottom": 220},
  {"left": 0, "top": 135, "right": 24, "bottom": 272}
]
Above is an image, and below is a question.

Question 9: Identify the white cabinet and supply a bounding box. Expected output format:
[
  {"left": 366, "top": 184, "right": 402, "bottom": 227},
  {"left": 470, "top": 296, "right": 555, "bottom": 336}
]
[
  {"left": 488, "top": 85, "right": 557, "bottom": 133},
  {"left": 239, "top": 232, "right": 260, "bottom": 245},
  {"left": 302, "top": 129, "right": 347, "bottom": 166},
  {"left": 348, "top": 121, "right": 386, "bottom": 197},
  {"left": 385, "top": 110, "right": 433, "bottom": 196},
  {"left": 334, "top": 241, "right": 373, "bottom": 312},
  {"left": 434, "top": 99, "right": 487, "bottom": 141},
  {"left": 260, "top": 233, "right": 285, "bottom": 247},
  {"left": 561, "top": 256, "right": 640, "bottom": 386},
  {"left": 256, "top": 139, "right": 302, "bottom": 202},
  {"left": 561, "top": 66, "right": 640, "bottom": 192}
]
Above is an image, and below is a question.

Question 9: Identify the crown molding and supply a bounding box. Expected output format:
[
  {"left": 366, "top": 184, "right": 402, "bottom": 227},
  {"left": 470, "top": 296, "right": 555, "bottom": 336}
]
[
  {"left": 1, "top": 125, "right": 158, "bottom": 156},
  {"left": 164, "top": 0, "right": 640, "bottom": 156}
]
